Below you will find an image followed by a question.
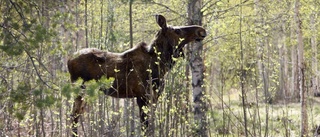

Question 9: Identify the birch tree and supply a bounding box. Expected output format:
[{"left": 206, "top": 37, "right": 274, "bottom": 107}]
[{"left": 187, "top": 0, "right": 207, "bottom": 136}]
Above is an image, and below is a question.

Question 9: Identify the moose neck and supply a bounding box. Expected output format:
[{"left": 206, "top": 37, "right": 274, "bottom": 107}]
[{"left": 149, "top": 38, "right": 183, "bottom": 75}]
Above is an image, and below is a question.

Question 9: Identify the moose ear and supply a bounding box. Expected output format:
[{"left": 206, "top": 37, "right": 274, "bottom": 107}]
[{"left": 155, "top": 15, "right": 167, "bottom": 29}]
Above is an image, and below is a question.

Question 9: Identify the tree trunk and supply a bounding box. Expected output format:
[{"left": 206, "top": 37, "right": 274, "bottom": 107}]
[
  {"left": 311, "top": 6, "right": 319, "bottom": 96},
  {"left": 294, "top": 0, "right": 308, "bottom": 136},
  {"left": 98, "top": 1, "right": 105, "bottom": 136},
  {"left": 239, "top": 1, "right": 248, "bottom": 136},
  {"left": 105, "top": 0, "right": 115, "bottom": 49},
  {"left": 75, "top": 0, "right": 79, "bottom": 51},
  {"left": 254, "top": 0, "right": 272, "bottom": 104},
  {"left": 277, "top": 14, "right": 289, "bottom": 101},
  {"left": 291, "top": 45, "right": 298, "bottom": 99},
  {"left": 187, "top": 0, "right": 207, "bottom": 136},
  {"left": 85, "top": 0, "right": 88, "bottom": 48},
  {"left": 127, "top": 1, "right": 135, "bottom": 136}
]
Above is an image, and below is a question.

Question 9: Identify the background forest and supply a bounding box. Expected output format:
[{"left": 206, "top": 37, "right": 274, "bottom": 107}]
[{"left": 0, "top": 0, "right": 320, "bottom": 137}]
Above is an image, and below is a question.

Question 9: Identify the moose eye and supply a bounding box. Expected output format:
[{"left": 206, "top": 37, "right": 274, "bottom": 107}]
[
  {"left": 198, "top": 30, "right": 207, "bottom": 38},
  {"left": 174, "top": 29, "right": 182, "bottom": 35}
]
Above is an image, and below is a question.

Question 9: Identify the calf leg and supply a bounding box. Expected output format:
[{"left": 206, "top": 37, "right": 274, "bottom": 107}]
[
  {"left": 136, "top": 97, "right": 148, "bottom": 130},
  {"left": 71, "top": 95, "right": 87, "bottom": 137}
]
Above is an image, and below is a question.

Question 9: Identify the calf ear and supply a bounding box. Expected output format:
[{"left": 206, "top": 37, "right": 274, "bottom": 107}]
[{"left": 156, "top": 15, "right": 167, "bottom": 29}]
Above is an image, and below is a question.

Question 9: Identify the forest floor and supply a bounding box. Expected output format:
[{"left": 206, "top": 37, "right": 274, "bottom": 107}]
[
  {"left": 1, "top": 94, "right": 320, "bottom": 137},
  {"left": 209, "top": 90, "right": 320, "bottom": 137}
]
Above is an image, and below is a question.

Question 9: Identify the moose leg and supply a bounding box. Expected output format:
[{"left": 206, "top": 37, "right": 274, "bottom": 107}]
[
  {"left": 136, "top": 97, "right": 149, "bottom": 130},
  {"left": 71, "top": 95, "right": 87, "bottom": 137}
]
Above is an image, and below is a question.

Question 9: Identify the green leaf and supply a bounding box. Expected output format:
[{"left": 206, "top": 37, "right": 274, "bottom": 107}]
[{"left": 61, "top": 84, "right": 72, "bottom": 99}]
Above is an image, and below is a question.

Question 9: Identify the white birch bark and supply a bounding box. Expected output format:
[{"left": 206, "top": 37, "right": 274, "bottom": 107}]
[{"left": 187, "top": 0, "right": 207, "bottom": 136}]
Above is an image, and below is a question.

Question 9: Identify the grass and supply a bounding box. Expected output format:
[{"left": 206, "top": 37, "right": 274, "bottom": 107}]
[{"left": 208, "top": 89, "right": 320, "bottom": 137}]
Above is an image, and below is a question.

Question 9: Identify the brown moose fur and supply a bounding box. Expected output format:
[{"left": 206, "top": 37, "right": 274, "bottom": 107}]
[
  {"left": 68, "top": 42, "right": 152, "bottom": 98},
  {"left": 68, "top": 15, "right": 206, "bottom": 136}
]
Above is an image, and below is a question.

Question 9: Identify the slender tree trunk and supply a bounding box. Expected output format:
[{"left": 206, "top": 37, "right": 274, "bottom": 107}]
[
  {"left": 283, "top": 37, "right": 289, "bottom": 98},
  {"left": 98, "top": 0, "right": 104, "bottom": 49},
  {"left": 128, "top": 0, "right": 135, "bottom": 137},
  {"left": 277, "top": 14, "right": 289, "bottom": 101},
  {"left": 239, "top": 1, "right": 248, "bottom": 136},
  {"left": 289, "top": 3, "right": 300, "bottom": 100},
  {"left": 294, "top": 0, "right": 308, "bottom": 136},
  {"left": 126, "top": 1, "right": 134, "bottom": 136},
  {"left": 129, "top": 0, "right": 133, "bottom": 48},
  {"left": 291, "top": 45, "right": 298, "bottom": 99},
  {"left": 130, "top": 99, "right": 135, "bottom": 136},
  {"left": 253, "top": 2, "right": 271, "bottom": 135},
  {"left": 75, "top": 0, "right": 79, "bottom": 51},
  {"left": 85, "top": 0, "right": 88, "bottom": 48},
  {"left": 105, "top": 0, "right": 115, "bottom": 49},
  {"left": 311, "top": 6, "right": 318, "bottom": 96},
  {"left": 254, "top": 0, "right": 272, "bottom": 104},
  {"left": 184, "top": 52, "right": 191, "bottom": 135},
  {"left": 98, "top": 0, "right": 104, "bottom": 135},
  {"left": 187, "top": 0, "right": 207, "bottom": 136}
]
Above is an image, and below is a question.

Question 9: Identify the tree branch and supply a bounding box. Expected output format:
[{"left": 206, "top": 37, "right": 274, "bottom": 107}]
[
  {"left": 150, "top": 1, "right": 186, "bottom": 18},
  {"left": 2, "top": 24, "right": 58, "bottom": 91},
  {"left": 9, "top": 0, "right": 27, "bottom": 25},
  {"left": 201, "top": 0, "right": 223, "bottom": 13},
  {"left": 203, "top": 0, "right": 251, "bottom": 17}
]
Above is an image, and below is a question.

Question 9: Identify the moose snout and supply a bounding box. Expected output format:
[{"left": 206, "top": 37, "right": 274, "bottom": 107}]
[
  {"left": 195, "top": 36, "right": 206, "bottom": 42},
  {"left": 195, "top": 29, "right": 207, "bottom": 41}
]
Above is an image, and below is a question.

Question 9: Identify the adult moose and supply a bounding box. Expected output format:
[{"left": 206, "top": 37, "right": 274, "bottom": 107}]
[{"left": 68, "top": 14, "right": 206, "bottom": 136}]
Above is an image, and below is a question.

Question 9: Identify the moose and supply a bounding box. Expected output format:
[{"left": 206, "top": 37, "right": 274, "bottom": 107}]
[{"left": 67, "top": 14, "right": 206, "bottom": 136}]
